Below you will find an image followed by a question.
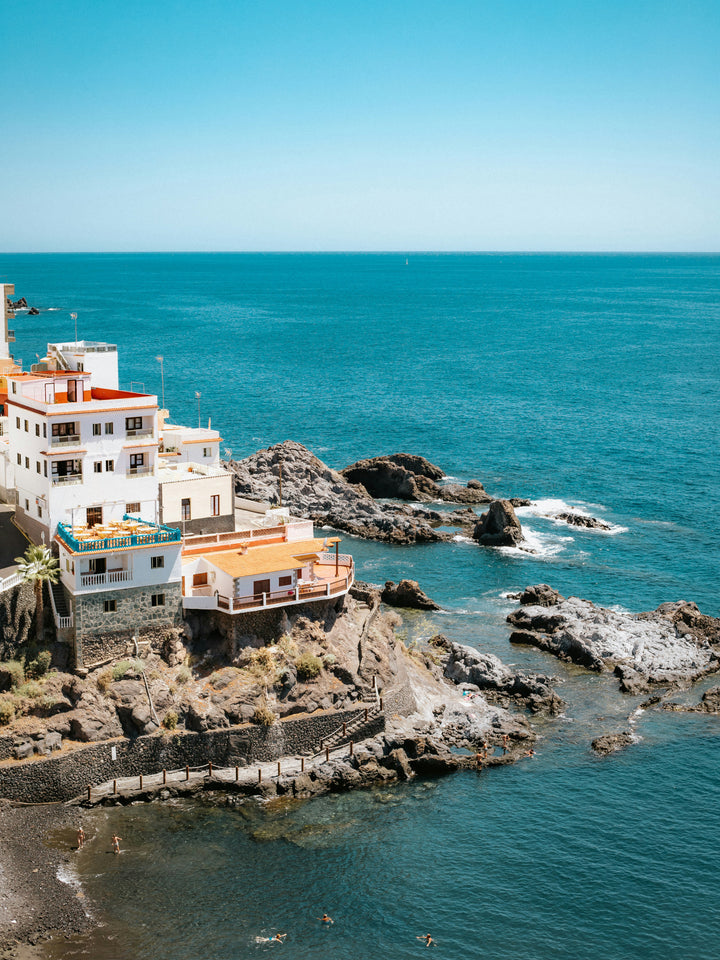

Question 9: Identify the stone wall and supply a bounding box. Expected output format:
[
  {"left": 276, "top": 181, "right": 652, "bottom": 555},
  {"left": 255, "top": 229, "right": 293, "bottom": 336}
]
[
  {"left": 176, "top": 514, "right": 235, "bottom": 536},
  {"left": 186, "top": 596, "right": 345, "bottom": 648},
  {"left": 0, "top": 707, "right": 385, "bottom": 803},
  {"left": 0, "top": 582, "right": 37, "bottom": 659}
]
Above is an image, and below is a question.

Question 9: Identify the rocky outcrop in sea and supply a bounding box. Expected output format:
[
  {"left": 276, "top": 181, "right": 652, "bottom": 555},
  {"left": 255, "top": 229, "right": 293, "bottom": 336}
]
[
  {"left": 341, "top": 454, "right": 491, "bottom": 504},
  {"left": 507, "top": 586, "right": 720, "bottom": 691},
  {"left": 473, "top": 499, "right": 525, "bottom": 548}
]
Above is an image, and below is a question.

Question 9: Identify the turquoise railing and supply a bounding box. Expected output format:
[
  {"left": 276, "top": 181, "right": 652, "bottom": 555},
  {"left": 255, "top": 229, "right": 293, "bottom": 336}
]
[{"left": 56, "top": 515, "right": 182, "bottom": 553}]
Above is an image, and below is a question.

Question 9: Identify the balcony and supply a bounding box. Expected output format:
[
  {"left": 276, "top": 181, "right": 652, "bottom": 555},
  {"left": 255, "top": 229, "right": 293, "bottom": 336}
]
[
  {"left": 50, "top": 434, "right": 80, "bottom": 447},
  {"left": 126, "top": 428, "right": 154, "bottom": 439},
  {"left": 80, "top": 570, "right": 132, "bottom": 588},
  {"left": 7, "top": 329, "right": 15, "bottom": 342},
  {"left": 52, "top": 474, "right": 82, "bottom": 486},
  {"left": 127, "top": 465, "right": 153, "bottom": 478},
  {"left": 57, "top": 516, "right": 181, "bottom": 553}
]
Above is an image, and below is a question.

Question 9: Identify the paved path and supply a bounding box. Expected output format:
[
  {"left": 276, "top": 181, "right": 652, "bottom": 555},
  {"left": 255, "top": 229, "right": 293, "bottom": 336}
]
[
  {"left": 79, "top": 742, "right": 357, "bottom": 805},
  {"left": 0, "top": 504, "right": 29, "bottom": 579}
]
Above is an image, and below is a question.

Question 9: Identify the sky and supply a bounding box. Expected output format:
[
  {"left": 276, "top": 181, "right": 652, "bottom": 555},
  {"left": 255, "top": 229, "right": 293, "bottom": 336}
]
[{"left": 2, "top": 0, "right": 719, "bottom": 252}]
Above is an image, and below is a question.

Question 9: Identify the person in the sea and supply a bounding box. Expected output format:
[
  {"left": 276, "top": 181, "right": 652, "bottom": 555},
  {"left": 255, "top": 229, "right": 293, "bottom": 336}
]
[
  {"left": 77, "top": 825, "right": 85, "bottom": 849},
  {"left": 111, "top": 834, "right": 122, "bottom": 854},
  {"left": 502, "top": 734, "right": 509, "bottom": 754},
  {"left": 525, "top": 748, "right": 535, "bottom": 758},
  {"left": 417, "top": 933, "right": 435, "bottom": 947},
  {"left": 263, "top": 933, "right": 286, "bottom": 944},
  {"left": 318, "top": 913, "right": 334, "bottom": 924}
]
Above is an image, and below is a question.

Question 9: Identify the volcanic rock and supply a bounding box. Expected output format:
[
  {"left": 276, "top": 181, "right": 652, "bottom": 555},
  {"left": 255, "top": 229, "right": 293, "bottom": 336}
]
[
  {"left": 473, "top": 500, "right": 524, "bottom": 547},
  {"left": 591, "top": 732, "right": 634, "bottom": 756},
  {"left": 555, "top": 512, "right": 612, "bottom": 531},
  {"left": 381, "top": 579, "right": 441, "bottom": 611}
]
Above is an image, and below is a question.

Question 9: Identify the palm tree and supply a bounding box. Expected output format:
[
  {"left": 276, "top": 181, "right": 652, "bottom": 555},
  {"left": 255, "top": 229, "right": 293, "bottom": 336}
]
[{"left": 14, "top": 544, "right": 60, "bottom": 644}]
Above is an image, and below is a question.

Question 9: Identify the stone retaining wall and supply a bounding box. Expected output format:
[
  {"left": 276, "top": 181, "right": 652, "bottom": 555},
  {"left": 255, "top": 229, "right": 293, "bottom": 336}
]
[{"left": 0, "top": 706, "right": 385, "bottom": 803}]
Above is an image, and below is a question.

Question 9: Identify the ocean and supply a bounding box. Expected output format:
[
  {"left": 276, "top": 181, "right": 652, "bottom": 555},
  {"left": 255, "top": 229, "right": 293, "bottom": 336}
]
[{"left": 4, "top": 253, "right": 720, "bottom": 959}]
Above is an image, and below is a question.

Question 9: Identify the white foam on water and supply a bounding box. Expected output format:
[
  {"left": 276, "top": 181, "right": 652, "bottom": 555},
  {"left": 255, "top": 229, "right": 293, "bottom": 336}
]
[
  {"left": 517, "top": 498, "right": 627, "bottom": 535},
  {"left": 496, "top": 524, "right": 574, "bottom": 560},
  {"left": 452, "top": 534, "right": 475, "bottom": 544},
  {"left": 47, "top": 307, "right": 61, "bottom": 311}
]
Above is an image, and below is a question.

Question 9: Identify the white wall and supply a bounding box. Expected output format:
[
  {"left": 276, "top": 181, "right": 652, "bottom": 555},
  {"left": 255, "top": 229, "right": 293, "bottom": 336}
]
[{"left": 160, "top": 471, "right": 233, "bottom": 524}]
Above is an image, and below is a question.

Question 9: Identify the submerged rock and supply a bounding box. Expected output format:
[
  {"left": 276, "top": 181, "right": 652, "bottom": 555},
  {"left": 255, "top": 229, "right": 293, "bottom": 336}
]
[
  {"left": 555, "top": 512, "right": 612, "bottom": 531},
  {"left": 473, "top": 500, "right": 524, "bottom": 547},
  {"left": 591, "top": 732, "right": 634, "bottom": 756}
]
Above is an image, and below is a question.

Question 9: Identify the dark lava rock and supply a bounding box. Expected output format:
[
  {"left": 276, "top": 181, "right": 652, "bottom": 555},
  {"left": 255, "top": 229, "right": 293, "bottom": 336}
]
[
  {"left": 341, "top": 455, "right": 440, "bottom": 501},
  {"left": 555, "top": 512, "right": 612, "bottom": 531},
  {"left": 473, "top": 500, "right": 524, "bottom": 547},
  {"left": 381, "top": 579, "right": 441, "bottom": 611},
  {"left": 28, "top": 306, "right": 40, "bottom": 315},
  {"left": 591, "top": 732, "right": 634, "bottom": 756}
]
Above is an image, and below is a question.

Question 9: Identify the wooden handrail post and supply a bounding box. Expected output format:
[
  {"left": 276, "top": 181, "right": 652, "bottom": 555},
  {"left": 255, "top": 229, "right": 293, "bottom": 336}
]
[
  {"left": 113, "top": 779, "right": 117, "bottom": 795},
  {"left": 185, "top": 765, "right": 189, "bottom": 781},
  {"left": 258, "top": 768, "right": 262, "bottom": 783},
  {"left": 365, "top": 707, "right": 368, "bottom": 722},
  {"left": 325, "top": 746, "right": 329, "bottom": 762},
  {"left": 277, "top": 761, "right": 281, "bottom": 776},
  {"left": 350, "top": 740, "right": 354, "bottom": 757},
  {"left": 301, "top": 757, "right": 305, "bottom": 772},
  {"left": 235, "top": 765, "right": 239, "bottom": 781},
  {"left": 139, "top": 774, "right": 143, "bottom": 790},
  {"left": 163, "top": 768, "right": 167, "bottom": 784},
  {"left": 87, "top": 784, "right": 91, "bottom": 802},
  {"left": 208, "top": 761, "right": 213, "bottom": 776}
]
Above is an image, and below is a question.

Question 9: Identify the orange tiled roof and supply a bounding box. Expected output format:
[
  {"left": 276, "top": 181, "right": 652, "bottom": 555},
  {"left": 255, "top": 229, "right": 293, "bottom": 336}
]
[{"left": 189, "top": 538, "right": 326, "bottom": 578}]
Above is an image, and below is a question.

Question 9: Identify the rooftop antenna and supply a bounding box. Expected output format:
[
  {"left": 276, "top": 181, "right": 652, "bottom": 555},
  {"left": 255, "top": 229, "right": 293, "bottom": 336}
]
[
  {"left": 195, "top": 391, "right": 201, "bottom": 428},
  {"left": 155, "top": 355, "right": 165, "bottom": 410},
  {"left": 70, "top": 312, "right": 78, "bottom": 345}
]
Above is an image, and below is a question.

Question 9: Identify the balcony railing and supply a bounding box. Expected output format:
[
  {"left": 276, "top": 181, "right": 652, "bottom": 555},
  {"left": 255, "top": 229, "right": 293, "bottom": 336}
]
[
  {"left": 50, "top": 434, "right": 80, "bottom": 446},
  {"left": 57, "top": 516, "right": 181, "bottom": 553},
  {"left": 127, "top": 466, "right": 153, "bottom": 478},
  {"left": 7, "top": 329, "right": 15, "bottom": 342},
  {"left": 80, "top": 570, "right": 132, "bottom": 588},
  {"left": 52, "top": 474, "right": 82, "bottom": 486},
  {"left": 126, "top": 428, "right": 153, "bottom": 438}
]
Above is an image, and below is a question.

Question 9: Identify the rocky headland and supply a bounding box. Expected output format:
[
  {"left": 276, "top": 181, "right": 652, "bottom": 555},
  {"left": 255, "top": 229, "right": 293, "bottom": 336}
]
[
  {"left": 507, "top": 585, "right": 720, "bottom": 693},
  {"left": 226, "top": 442, "right": 528, "bottom": 546}
]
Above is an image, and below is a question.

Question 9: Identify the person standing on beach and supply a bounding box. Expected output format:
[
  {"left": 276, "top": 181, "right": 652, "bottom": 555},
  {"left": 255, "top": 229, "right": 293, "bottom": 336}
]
[
  {"left": 77, "top": 826, "right": 85, "bottom": 849},
  {"left": 111, "top": 834, "right": 122, "bottom": 854}
]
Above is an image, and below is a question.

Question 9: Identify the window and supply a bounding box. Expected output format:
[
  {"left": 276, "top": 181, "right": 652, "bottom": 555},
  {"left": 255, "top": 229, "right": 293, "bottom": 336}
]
[
  {"left": 192, "top": 572, "right": 207, "bottom": 586},
  {"left": 24, "top": 499, "right": 29, "bottom": 511},
  {"left": 126, "top": 416, "right": 143, "bottom": 431},
  {"left": 89, "top": 557, "right": 106, "bottom": 574},
  {"left": 203, "top": 447, "right": 211, "bottom": 457},
  {"left": 43, "top": 423, "right": 46, "bottom": 438},
  {"left": 104, "top": 599, "right": 116, "bottom": 613},
  {"left": 94, "top": 462, "right": 102, "bottom": 473},
  {"left": 126, "top": 502, "right": 140, "bottom": 514},
  {"left": 15, "top": 417, "right": 19, "bottom": 429},
  {"left": 92, "top": 423, "right": 101, "bottom": 436},
  {"left": 36, "top": 462, "right": 41, "bottom": 474},
  {"left": 37, "top": 505, "right": 42, "bottom": 518},
  {"left": 181, "top": 498, "right": 191, "bottom": 521},
  {"left": 11, "top": 382, "right": 16, "bottom": 394},
  {"left": 279, "top": 575, "right": 292, "bottom": 587},
  {"left": 52, "top": 459, "right": 81, "bottom": 480},
  {"left": 67, "top": 380, "right": 81, "bottom": 402},
  {"left": 130, "top": 453, "right": 144, "bottom": 469},
  {"left": 24, "top": 457, "right": 29, "bottom": 469},
  {"left": 151, "top": 556, "right": 164, "bottom": 569},
  {"left": 105, "top": 460, "right": 114, "bottom": 472},
  {"left": 35, "top": 424, "right": 40, "bottom": 437},
  {"left": 105, "top": 423, "right": 113, "bottom": 434},
  {"left": 52, "top": 422, "right": 77, "bottom": 439},
  {"left": 66, "top": 559, "right": 71, "bottom": 572},
  {"left": 16, "top": 453, "right": 20, "bottom": 465},
  {"left": 151, "top": 593, "right": 165, "bottom": 607},
  {"left": 86, "top": 506, "right": 103, "bottom": 527},
  {"left": 211, "top": 494, "right": 220, "bottom": 516},
  {"left": 43, "top": 462, "right": 47, "bottom": 477},
  {"left": 24, "top": 420, "right": 28, "bottom": 432}
]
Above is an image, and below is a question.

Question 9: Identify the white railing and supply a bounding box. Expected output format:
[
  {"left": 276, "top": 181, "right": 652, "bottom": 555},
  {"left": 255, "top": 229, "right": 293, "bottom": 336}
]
[
  {"left": 80, "top": 570, "right": 131, "bottom": 588},
  {"left": 51, "top": 474, "right": 82, "bottom": 486},
  {"left": 50, "top": 434, "right": 80, "bottom": 446},
  {"left": 127, "top": 466, "right": 153, "bottom": 478},
  {"left": 48, "top": 583, "right": 73, "bottom": 630},
  {"left": 317, "top": 552, "right": 353, "bottom": 566},
  {"left": 0, "top": 572, "right": 22, "bottom": 595},
  {"left": 126, "top": 428, "right": 153, "bottom": 438}
]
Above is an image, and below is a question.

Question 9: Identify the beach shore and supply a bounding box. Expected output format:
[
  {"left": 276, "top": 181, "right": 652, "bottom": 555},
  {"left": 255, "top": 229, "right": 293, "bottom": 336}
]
[{"left": 0, "top": 802, "right": 91, "bottom": 959}]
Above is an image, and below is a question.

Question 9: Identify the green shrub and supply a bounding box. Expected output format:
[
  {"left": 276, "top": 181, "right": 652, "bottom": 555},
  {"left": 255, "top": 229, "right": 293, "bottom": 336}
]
[
  {"left": 295, "top": 652, "right": 322, "bottom": 681},
  {"left": 0, "top": 698, "right": 15, "bottom": 725},
  {"left": 322, "top": 653, "right": 337, "bottom": 667},
  {"left": 252, "top": 702, "right": 276, "bottom": 726},
  {"left": 16, "top": 681, "right": 43, "bottom": 700},
  {"left": 176, "top": 665, "right": 192, "bottom": 684},
  {"left": 25, "top": 651, "right": 52, "bottom": 679},
  {"left": 162, "top": 709, "right": 179, "bottom": 730},
  {"left": 112, "top": 659, "right": 143, "bottom": 681},
  {"left": 1, "top": 661, "right": 25, "bottom": 690}
]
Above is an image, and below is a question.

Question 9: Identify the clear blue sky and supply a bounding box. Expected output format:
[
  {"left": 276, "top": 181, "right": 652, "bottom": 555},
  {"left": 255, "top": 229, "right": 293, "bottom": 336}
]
[{"left": 2, "top": 0, "right": 719, "bottom": 251}]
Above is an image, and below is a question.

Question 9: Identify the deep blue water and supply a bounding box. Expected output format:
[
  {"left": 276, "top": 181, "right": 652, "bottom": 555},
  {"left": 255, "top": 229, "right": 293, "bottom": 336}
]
[{"left": 3, "top": 253, "right": 720, "bottom": 959}]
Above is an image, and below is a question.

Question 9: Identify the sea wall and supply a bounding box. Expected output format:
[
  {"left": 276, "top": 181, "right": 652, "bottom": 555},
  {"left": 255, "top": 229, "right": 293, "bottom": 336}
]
[{"left": 0, "top": 706, "right": 385, "bottom": 803}]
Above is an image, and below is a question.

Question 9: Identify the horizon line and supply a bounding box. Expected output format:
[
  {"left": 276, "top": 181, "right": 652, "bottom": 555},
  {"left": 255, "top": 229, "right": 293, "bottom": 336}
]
[{"left": 1, "top": 249, "right": 719, "bottom": 257}]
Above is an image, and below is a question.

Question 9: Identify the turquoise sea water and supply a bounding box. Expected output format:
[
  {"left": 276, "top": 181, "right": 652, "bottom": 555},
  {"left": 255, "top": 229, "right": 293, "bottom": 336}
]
[{"left": 3, "top": 253, "right": 720, "bottom": 959}]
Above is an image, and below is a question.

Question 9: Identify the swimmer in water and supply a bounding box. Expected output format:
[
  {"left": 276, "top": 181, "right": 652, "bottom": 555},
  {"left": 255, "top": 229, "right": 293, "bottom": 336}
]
[
  {"left": 525, "top": 748, "right": 535, "bottom": 758},
  {"left": 417, "top": 933, "right": 435, "bottom": 947},
  {"left": 317, "top": 913, "right": 334, "bottom": 924}
]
